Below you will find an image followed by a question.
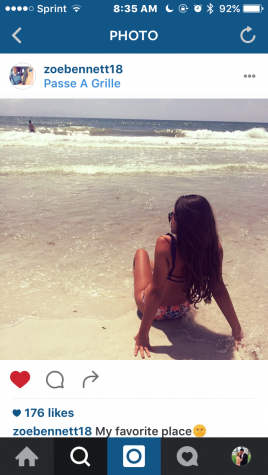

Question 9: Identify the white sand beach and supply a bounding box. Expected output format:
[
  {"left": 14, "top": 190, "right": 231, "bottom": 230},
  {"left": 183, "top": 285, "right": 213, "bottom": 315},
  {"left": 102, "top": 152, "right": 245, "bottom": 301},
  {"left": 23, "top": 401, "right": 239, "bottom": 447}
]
[{"left": 0, "top": 309, "right": 249, "bottom": 360}]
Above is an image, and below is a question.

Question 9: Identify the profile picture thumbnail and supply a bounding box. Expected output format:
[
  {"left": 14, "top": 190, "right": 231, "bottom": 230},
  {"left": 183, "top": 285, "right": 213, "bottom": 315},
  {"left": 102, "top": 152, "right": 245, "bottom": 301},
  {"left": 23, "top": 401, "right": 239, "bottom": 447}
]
[
  {"left": 9, "top": 63, "right": 36, "bottom": 89},
  {"left": 232, "top": 447, "right": 251, "bottom": 466}
]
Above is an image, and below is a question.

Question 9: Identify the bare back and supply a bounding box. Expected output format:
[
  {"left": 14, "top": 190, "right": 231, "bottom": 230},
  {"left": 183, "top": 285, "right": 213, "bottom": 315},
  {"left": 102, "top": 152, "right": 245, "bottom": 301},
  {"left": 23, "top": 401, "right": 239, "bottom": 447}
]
[{"left": 144, "top": 234, "right": 187, "bottom": 306}]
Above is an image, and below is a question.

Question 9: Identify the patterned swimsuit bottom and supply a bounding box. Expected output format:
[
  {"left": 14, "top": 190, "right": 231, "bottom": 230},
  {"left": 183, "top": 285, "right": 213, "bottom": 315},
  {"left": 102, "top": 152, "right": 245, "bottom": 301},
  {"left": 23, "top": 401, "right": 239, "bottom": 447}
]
[{"left": 142, "top": 290, "right": 190, "bottom": 321}]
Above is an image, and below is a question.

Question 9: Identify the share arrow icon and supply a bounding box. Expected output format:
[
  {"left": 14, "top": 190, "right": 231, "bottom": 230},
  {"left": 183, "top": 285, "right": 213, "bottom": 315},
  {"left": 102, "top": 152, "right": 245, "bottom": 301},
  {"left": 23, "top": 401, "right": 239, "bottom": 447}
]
[{"left": 83, "top": 371, "right": 99, "bottom": 387}]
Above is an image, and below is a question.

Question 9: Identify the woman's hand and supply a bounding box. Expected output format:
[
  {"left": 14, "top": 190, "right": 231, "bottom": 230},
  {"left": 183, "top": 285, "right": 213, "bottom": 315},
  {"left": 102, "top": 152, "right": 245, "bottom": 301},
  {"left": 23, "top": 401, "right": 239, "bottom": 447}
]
[{"left": 134, "top": 333, "right": 155, "bottom": 358}]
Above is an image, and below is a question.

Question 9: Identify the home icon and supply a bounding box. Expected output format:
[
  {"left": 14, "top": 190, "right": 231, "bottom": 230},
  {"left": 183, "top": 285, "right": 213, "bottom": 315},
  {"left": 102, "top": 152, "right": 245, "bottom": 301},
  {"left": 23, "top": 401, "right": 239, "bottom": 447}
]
[{"left": 15, "top": 446, "right": 38, "bottom": 467}]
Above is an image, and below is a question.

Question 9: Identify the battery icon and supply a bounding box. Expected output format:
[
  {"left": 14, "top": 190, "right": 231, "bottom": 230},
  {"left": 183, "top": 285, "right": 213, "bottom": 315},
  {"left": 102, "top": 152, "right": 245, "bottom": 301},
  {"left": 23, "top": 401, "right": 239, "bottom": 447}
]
[{"left": 243, "top": 4, "right": 264, "bottom": 12}]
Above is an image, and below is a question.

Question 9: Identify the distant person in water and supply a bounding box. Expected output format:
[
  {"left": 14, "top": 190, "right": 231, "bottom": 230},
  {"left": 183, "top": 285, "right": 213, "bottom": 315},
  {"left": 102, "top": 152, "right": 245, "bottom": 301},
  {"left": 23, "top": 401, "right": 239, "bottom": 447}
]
[
  {"left": 133, "top": 194, "right": 243, "bottom": 358},
  {"left": 28, "top": 120, "right": 35, "bottom": 133}
]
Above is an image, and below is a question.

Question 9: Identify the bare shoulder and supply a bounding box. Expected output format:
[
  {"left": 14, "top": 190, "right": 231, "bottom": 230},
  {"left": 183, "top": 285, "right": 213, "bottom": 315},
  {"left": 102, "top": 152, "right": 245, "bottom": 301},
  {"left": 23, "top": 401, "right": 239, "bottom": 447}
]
[{"left": 155, "top": 235, "right": 171, "bottom": 255}]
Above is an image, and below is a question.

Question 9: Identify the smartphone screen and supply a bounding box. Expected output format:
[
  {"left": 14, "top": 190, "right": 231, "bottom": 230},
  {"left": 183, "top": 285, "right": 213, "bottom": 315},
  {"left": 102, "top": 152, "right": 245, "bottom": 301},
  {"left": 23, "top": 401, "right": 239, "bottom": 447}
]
[{"left": 0, "top": 2, "right": 267, "bottom": 473}]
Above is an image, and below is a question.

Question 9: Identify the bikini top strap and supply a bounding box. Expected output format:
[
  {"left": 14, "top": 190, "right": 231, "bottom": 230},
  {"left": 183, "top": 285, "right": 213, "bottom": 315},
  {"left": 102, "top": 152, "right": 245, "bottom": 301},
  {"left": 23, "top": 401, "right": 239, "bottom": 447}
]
[{"left": 166, "top": 233, "right": 176, "bottom": 277}]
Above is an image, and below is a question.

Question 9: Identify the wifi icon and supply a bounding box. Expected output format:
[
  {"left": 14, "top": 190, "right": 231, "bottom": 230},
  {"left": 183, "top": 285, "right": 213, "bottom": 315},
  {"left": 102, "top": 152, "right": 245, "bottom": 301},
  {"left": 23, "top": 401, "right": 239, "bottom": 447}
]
[{"left": 72, "top": 4, "right": 81, "bottom": 12}]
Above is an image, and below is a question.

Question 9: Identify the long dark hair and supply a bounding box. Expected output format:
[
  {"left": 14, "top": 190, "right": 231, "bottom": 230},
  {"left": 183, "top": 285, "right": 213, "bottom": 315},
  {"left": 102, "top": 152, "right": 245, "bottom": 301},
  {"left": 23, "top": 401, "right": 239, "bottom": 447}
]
[{"left": 174, "top": 195, "right": 221, "bottom": 307}]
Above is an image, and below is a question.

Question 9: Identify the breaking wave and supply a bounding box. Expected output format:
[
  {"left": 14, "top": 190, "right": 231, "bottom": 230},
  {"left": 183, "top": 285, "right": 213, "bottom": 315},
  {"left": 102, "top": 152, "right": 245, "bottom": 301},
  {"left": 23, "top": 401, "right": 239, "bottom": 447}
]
[
  {"left": 0, "top": 127, "right": 268, "bottom": 150},
  {"left": 1, "top": 162, "right": 268, "bottom": 177}
]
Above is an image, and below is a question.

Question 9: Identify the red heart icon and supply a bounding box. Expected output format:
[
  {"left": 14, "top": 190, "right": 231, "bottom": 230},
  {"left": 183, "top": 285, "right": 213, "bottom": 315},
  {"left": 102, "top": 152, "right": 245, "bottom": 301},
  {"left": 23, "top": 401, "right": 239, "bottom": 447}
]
[{"left": 10, "top": 371, "right": 30, "bottom": 388}]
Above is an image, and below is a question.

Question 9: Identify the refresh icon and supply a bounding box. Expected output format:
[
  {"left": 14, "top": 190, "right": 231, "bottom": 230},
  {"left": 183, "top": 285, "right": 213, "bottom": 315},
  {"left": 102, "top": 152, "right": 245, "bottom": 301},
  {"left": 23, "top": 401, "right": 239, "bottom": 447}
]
[{"left": 240, "top": 26, "right": 256, "bottom": 43}]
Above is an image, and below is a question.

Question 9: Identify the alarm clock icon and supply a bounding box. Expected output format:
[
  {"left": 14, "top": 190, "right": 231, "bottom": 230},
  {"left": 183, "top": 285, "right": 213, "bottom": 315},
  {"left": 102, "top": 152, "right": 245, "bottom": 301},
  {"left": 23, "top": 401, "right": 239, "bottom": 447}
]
[
  {"left": 179, "top": 4, "right": 188, "bottom": 13},
  {"left": 194, "top": 4, "right": 202, "bottom": 12}
]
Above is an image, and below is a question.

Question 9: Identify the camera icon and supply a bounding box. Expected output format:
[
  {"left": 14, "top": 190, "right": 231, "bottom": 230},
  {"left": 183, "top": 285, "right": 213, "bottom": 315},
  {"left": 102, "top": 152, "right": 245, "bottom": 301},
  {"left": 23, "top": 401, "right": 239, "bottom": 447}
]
[{"left": 123, "top": 446, "right": 145, "bottom": 467}]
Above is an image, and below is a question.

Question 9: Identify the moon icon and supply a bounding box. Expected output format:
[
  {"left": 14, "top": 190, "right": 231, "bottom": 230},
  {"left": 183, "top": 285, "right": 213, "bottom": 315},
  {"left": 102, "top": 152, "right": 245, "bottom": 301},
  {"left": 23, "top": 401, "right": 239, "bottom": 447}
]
[{"left": 166, "top": 5, "right": 174, "bottom": 12}]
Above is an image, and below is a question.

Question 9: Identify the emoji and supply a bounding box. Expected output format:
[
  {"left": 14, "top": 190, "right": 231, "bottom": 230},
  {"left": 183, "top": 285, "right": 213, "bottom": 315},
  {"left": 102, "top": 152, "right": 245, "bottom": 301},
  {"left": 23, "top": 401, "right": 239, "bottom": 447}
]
[
  {"left": 10, "top": 371, "right": 30, "bottom": 388},
  {"left": 193, "top": 424, "right": 206, "bottom": 437}
]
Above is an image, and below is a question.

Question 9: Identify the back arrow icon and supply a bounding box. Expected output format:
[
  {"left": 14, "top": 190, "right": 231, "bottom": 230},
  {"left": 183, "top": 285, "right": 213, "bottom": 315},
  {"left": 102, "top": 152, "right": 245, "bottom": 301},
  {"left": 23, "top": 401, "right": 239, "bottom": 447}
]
[
  {"left": 12, "top": 27, "right": 22, "bottom": 44},
  {"left": 240, "top": 26, "right": 255, "bottom": 44}
]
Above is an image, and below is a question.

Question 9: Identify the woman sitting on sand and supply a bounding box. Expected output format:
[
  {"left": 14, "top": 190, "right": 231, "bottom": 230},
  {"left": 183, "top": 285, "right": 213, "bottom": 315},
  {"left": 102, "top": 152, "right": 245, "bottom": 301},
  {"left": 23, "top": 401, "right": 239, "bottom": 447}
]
[{"left": 133, "top": 194, "right": 243, "bottom": 358}]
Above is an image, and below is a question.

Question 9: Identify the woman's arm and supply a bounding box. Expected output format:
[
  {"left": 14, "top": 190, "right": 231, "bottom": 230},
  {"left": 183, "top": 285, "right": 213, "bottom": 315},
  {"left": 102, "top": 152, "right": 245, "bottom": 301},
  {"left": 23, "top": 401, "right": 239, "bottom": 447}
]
[
  {"left": 212, "top": 244, "right": 243, "bottom": 340},
  {"left": 134, "top": 236, "right": 170, "bottom": 355}
]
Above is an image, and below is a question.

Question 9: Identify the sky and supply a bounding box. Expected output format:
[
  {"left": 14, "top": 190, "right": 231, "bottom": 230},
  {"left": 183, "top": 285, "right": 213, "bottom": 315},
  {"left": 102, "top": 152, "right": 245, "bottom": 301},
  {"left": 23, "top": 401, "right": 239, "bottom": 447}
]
[{"left": 0, "top": 99, "right": 268, "bottom": 122}]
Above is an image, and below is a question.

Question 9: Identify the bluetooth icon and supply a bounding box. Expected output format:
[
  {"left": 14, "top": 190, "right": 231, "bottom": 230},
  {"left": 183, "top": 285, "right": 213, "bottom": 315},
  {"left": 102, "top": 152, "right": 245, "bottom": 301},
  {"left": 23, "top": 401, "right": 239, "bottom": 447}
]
[{"left": 207, "top": 3, "right": 213, "bottom": 13}]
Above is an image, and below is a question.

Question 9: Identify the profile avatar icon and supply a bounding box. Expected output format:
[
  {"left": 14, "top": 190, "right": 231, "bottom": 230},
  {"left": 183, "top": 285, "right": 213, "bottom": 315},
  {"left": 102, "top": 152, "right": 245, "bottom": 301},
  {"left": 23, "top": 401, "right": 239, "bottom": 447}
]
[
  {"left": 232, "top": 447, "right": 251, "bottom": 466},
  {"left": 9, "top": 63, "right": 36, "bottom": 89}
]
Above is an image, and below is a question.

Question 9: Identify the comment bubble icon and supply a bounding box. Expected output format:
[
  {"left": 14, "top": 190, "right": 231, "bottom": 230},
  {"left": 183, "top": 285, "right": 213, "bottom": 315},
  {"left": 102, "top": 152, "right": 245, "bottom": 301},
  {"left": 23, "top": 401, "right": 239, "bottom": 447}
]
[
  {"left": 177, "top": 446, "right": 198, "bottom": 466},
  {"left": 46, "top": 371, "right": 64, "bottom": 389}
]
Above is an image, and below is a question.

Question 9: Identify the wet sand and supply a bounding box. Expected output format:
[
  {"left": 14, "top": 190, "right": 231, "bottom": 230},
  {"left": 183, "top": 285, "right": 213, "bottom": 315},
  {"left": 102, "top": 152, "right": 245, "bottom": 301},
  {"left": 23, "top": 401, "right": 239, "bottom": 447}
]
[{"left": 0, "top": 309, "right": 245, "bottom": 360}]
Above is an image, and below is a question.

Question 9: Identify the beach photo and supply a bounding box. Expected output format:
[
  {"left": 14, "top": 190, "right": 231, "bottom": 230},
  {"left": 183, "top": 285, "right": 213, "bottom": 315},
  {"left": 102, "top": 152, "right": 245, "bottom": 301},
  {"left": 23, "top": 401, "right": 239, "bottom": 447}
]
[{"left": 0, "top": 99, "right": 267, "bottom": 360}]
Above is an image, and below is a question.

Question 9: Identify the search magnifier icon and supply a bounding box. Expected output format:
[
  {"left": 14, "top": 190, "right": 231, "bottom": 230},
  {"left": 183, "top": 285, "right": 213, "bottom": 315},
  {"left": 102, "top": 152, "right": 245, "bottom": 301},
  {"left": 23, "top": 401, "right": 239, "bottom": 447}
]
[{"left": 70, "top": 447, "right": 90, "bottom": 467}]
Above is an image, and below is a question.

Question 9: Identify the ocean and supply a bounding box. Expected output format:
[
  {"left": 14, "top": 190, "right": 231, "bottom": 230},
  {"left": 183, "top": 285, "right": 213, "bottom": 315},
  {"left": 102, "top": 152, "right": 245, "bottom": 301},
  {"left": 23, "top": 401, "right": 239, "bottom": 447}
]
[{"left": 0, "top": 116, "right": 267, "bottom": 358}]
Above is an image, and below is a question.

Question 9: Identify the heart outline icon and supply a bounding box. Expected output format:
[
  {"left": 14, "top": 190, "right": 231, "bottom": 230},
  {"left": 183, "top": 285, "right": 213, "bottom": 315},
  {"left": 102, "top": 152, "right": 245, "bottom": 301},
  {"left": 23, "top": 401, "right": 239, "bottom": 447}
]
[
  {"left": 10, "top": 371, "right": 30, "bottom": 388},
  {"left": 13, "top": 409, "right": 21, "bottom": 417}
]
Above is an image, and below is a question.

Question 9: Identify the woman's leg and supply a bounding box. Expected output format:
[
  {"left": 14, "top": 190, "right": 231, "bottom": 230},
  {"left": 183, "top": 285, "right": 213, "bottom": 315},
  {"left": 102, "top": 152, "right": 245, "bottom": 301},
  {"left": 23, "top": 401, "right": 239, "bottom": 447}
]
[{"left": 133, "top": 248, "right": 152, "bottom": 313}]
